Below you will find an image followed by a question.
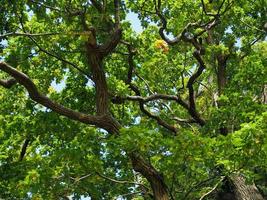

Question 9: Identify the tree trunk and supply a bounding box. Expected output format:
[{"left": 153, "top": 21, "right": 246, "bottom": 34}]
[{"left": 231, "top": 175, "right": 265, "bottom": 200}]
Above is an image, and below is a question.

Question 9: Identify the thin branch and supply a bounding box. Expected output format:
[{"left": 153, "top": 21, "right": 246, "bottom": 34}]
[
  {"left": 30, "top": 0, "right": 85, "bottom": 16},
  {"left": 201, "top": 0, "right": 218, "bottom": 17},
  {"left": 0, "top": 78, "right": 17, "bottom": 88},
  {"left": 172, "top": 117, "right": 196, "bottom": 123},
  {"left": 117, "top": 191, "right": 142, "bottom": 198},
  {"left": 199, "top": 176, "right": 225, "bottom": 200},
  {"left": 135, "top": 73, "right": 154, "bottom": 94},
  {"left": 27, "top": 34, "right": 91, "bottom": 78},
  {"left": 183, "top": 176, "right": 218, "bottom": 199},
  {"left": 0, "top": 62, "right": 119, "bottom": 133},
  {"left": 0, "top": 32, "right": 60, "bottom": 39},
  {"left": 70, "top": 173, "right": 93, "bottom": 183},
  {"left": 118, "top": 42, "right": 178, "bottom": 134},
  {"left": 30, "top": 0, "right": 62, "bottom": 12},
  {"left": 96, "top": 172, "right": 150, "bottom": 191},
  {"left": 125, "top": 94, "right": 184, "bottom": 103},
  {"left": 95, "top": 0, "right": 122, "bottom": 57},
  {"left": 217, "top": 0, "right": 226, "bottom": 14}
]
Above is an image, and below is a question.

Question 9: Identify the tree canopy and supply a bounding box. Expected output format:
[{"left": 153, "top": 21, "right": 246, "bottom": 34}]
[{"left": 0, "top": 0, "right": 266, "bottom": 199}]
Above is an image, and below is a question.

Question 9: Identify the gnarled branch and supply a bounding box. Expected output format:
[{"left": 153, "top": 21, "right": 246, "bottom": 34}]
[{"left": 0, "top": 62, "right": 119, "bottom": 133}]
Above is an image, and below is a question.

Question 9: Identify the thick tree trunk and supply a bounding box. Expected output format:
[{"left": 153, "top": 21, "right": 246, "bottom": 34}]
[{"left": 231, "top": 175, "right": 264, "bottom": 200}]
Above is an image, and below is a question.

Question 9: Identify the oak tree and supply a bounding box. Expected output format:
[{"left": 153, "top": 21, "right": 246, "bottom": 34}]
[{"left": 0, "top": 0, "right": 266, "bottom": 199}]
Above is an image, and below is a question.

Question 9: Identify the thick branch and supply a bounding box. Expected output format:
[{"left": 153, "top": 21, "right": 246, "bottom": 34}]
[
  {"left": 0, "top": 78, "right": 17, "bottom": 88},
  {"left": 114, "top": 0, "right": 121, "bottom": 29},
  {"left": 19, "top": 139, "right": 30, "bottom": 161},
  {"left": 130, "top": 152, "right": 169, "bottom": 200},
  {"left": 86, "top": 45, "right": 110, "bottom": 115},
  {"left": 100, "top": 28, "right": 122, "bottom": 58},
  {"left": 139, "top": 103, "right": 177, "bottom": 134},
  {"left": 0, "top": 62, "right": 119, "bottom": 133},
  {"left": 186, "top": 51, "right": 206, "bottom": 126}
]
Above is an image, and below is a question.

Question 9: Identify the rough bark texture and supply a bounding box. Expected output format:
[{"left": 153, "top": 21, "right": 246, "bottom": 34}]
[
  {"left": 231, "top": 175, "right": 265, "bottom": 200},
  {"left": 130, "top": 152, "right": 169, "bottom": 200}
]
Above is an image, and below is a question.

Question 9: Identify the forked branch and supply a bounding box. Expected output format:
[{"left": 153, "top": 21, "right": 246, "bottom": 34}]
[{"left": 0, "top": 62, "right": 119, "bottom": 133}]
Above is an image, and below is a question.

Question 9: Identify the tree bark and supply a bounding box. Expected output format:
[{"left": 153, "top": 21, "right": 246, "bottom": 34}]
[
  {"left": 231, "top": 175, "right": 265, "bottom": 200},
  {"left": 130, "top": 152, "right": 169, "bottom": 200},
  {"left": 216, "top": 54, "right": 227, "bottom": 96}
]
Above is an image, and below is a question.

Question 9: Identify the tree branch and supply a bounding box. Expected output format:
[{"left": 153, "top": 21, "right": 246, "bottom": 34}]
[
  {"left": 19, "top": 139, "right": 30, "bottom": 161},
  {"left": 26, "top": 34, "right": 91, "bottom": 78},
  {"left": 199, "top": 176, "right": 225, "bottom": 200},
  {"left": 186, "top": 50, "right": 206, "bottom": 126},
  {"left": 0, "top": 62, "right": 120, "bottom": 133},
  {"left": 130, "top": 151, "right": 169, "bottom": 199},
  {"left": 0, "top": 32, "right": 60, "bottom": 39},
  {"left": 90, "top": 0, "right": 103, "bottom": 13},
  {"left": 96, "top": 172, "right": 150, "bottom": 191},
  {"left": 0, "top": 78, "right": 17, "bottom": 88},
  {"left": 99, "top": 28, "right": 122, "bottom": 58},
  {"left": 114, "top": 0, "right": 121, "bottom": 29},
  {"left": 117, "top": 42, "right": 179, "bottom": 134}
]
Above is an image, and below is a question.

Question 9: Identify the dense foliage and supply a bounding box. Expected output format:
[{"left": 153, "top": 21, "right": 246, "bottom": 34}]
[{"left": 0, "top": 0, "right": 266, "bottom": 199}]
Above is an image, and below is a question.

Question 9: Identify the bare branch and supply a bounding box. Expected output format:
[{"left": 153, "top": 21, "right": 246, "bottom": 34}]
[
  {"left": 125, "top": 94, "right": 183, "bottom": 103},
  {"left": 153, "top": 0, "right": 199, "bottom": 45},
  {"left": 130, "top": 151, "right": 169, "bottom": 199},
  {"left": 70, "top": 173, "right": 93, "bottom": 183},
  {"left": 0, "top": 62, "right": 120, "bottom": 133},
  {"left": 30, "top": 0, "right": 62, "bottom": 12},
  {"left": 96, "top": 172, "right": 150, "bottom": 191},
  {"left": 199, "top": 176, "right": 225, "bottom": 200},
  {"left": 30, "top": 0, "right": 85, "bottom": 16},
  {"left": 172, "top": 117, "right": 196, "bottom": 123},
  {"left": 19, "top": 139, "right": 30, "bottom": 161},
  {"left": 186, "top": 51, "right": 206, "bottom": 126},
  {"left": 0, "top": 78, "right": 17, "bottom": 88},
  {"left": 0, "top": 32, "right": 60, "bottom": 39},
  {"left": 139, "top": 104, "right": 178, "bottom": 134}
]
